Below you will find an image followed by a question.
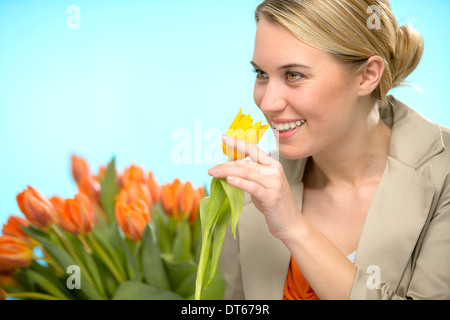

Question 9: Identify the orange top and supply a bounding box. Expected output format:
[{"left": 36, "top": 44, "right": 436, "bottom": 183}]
[{"left": 284, "top": 256, "right": 320, "bottom": 300}]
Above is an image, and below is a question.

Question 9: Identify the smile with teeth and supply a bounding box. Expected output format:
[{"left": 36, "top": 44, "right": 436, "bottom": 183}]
[{"left": 270, "top": 120, "right": 306, "bottom": 132}]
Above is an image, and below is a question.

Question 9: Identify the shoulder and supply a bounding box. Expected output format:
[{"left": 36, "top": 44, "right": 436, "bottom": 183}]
[
  {"left": 421, "top": 124, "right": 450, "bottom": 193},
  {"left": 387, "top": 96, "right": 450, "bottom": 175}
]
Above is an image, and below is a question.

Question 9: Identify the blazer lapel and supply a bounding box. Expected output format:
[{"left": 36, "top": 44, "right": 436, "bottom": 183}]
[{"left": 354, "top": 157, "right": 436, "bottom": 290}]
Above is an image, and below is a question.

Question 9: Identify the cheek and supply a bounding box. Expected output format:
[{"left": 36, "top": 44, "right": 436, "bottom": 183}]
[
  {"left": 253, "top": 84, "right": 264, "bottom": 107},
  {"left": 303, "top": 74, "right": 357, "bottom": 122}
]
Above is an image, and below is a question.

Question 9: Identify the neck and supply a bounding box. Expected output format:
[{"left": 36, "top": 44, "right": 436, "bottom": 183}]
[{"left": 307, "top": 100, "right": 391, "bottom": 188}]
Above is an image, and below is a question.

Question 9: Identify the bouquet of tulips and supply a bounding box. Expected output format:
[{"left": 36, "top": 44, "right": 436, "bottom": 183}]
[{"left": 0, "top": 155, "right": 225, "bottom": 300}]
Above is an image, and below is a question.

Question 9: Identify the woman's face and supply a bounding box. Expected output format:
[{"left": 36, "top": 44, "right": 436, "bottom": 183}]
[{"left": 252, "top": 17, "right": 365, "bottom": 160}]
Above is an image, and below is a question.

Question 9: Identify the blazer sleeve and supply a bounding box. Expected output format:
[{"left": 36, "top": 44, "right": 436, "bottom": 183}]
[
  {"left": 219, "top": 223, "right": 246, "bottom": 300},
  {"left": 350, "top": 185, "right": 450, "bottom": 300}
]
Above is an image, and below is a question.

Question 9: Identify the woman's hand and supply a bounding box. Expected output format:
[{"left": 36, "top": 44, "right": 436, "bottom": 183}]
[{"left": 208, "top": 135, "right": 303, "bottom": 241}]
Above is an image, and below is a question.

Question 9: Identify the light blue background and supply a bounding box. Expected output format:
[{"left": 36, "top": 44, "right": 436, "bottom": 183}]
[{"left": 1, "top": 0, "right": 449, "bottom": 229}]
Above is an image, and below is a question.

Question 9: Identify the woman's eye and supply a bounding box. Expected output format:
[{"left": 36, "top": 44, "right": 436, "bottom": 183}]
[
  {"left": 286, "top": 72, "right": 303, "bottom": 81},
  {"left": 253, "top": 69, "right": 268, "bottom": 80}
]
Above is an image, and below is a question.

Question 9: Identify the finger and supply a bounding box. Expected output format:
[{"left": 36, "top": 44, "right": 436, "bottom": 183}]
[
  {"left": 222, "top": 135, "right": 273, "bottom": 166},
  {"left": 226, "top": 176, "right": 266, "bottom": 199},
  {"left": 209, "top": 161, "right": 273, "bottom": 189}
]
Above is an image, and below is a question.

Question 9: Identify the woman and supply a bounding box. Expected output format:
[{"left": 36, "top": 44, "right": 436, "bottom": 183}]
[{"left": 211, "top": 0, "right": 450, "bottom": 300}]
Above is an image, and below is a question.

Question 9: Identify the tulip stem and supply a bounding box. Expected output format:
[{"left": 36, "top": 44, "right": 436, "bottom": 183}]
[
  {"left": 86, "top": 233, "right": 126, "bottom": 283},
  {"left": 77, "top": 234, "right": 93, "bottom": 254},
  {"left": 51, "top": 225, "right": 84, "bottom": 267},
  {"left": 50, "top": 225, "right": 104, "bottom": 298},
  {"left": 7, "top": 292, "right": 65, "bottom": 300}
]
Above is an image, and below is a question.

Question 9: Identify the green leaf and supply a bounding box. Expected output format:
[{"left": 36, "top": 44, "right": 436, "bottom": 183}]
[
  {"left": 96, "top": 262, "right": 119, "bottom": 299},
  {"left": 194, "top": 197, "right": 212, "bottom": 300},
  {"left": 141, "top": 224, "right": 171, "bottom": 291},
  {"left": 172, "top": 217, "right": 192, "bottom": 262},
  {"left": 112, "top": 281, "right": 183, "bottom": 300},
  {"left": 173, "top": 271, "right": 196, "bottom": 299},
  {"left": 99, "top": 157, "right": 120, "bottom": 222},
  {"left": 192, "top": 211, "right": 202, "bottom": 263},
  {"left": 206, "top": 198, "right": 231, "bottom": 287},
  {"left": 25, "top": 269, "right": 69, "bottom": 300},
  {"left": 199, "top": 261, "right": 226, "bottom": 300},
  {"left": 162, "top": 257, "right": 197, "bottom": 289},
  {"left": 122, "top": 238, "right": 140, "bottom": 281},
  {"left": 219, "top": 178, "right": 244, "bottom": 239}
]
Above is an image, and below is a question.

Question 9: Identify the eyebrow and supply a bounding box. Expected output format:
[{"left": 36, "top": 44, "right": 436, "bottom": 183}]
[{"left": 250, "top": 61, "right": 311, "bottom": 70}]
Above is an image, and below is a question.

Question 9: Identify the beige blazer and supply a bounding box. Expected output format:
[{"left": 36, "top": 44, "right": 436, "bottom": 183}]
[{"left": 219, "top": 96, "right": 450, "bottom": 300}]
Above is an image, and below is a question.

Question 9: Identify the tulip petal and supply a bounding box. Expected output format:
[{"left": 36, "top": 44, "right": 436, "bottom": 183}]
[
  {"left": 238, "top": 114, "right": 252, "bottom": 128},
  {"left": 258, "top": 124, "right": 270, "bottom": 141},
  {"left": 227, "top": 108, "right": 243, "bottom": 130}
]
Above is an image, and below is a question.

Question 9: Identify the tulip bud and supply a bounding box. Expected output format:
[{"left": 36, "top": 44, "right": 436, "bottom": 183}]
[
  {"left": 0, "top": 288, "right": 6, "bottom": 300},
  {"left": 160, "top": 179, "right": 183, "bottom": 219},
  {"left": 71, "top": 155, "right": 90, "bottom": 185},
  {"left": 0, "top": 236, "right": 33, "bottom": 270},
  {"left": 147, "top": 172, "right": 161, "bottom": 204},
  {"left": 116, "top": 182, "right": 152, "bottom": 208},
  {"left": 0, "top": 273, "right": 22, "bottom": 293},
  {"left": 178, "top": 182, "right": 195, "bottom": 218},
  {"left": 49, "top": 195, "right": 65, "bottom": 220},
  {"left": 223, "top": 109, "right": 269, "bottom": 160},
  {"left": 16, "top": 186, "right": 57, "bottom": 228},
  {"left": 2, "top": 216, "right": 36, "bottom": 246},
  {"left": 115, "top": 200, "right": 150, "bottom": 241},
  {"left": 121, "top": 164, "right": 146, "bottom": 187},
  {"left": 77, "top": 174, "right": 101, "bottom": 204},
  {"left": 58, "top": 192, "right": 97, "bottom": 235}
]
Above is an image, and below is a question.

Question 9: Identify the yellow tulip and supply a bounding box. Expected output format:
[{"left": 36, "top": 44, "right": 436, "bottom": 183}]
[{"left": 222, "top": 109, "right": 269, "bottom": 161}]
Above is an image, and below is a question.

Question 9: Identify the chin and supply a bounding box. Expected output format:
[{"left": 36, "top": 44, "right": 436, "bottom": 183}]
[{"left": 278, "top": 146, "right": 311, "bottom": 161}]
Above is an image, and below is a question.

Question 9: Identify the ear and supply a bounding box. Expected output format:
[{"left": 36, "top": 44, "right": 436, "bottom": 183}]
[{"left": 357, "top": 56, "right": 384, "bottom": 97}]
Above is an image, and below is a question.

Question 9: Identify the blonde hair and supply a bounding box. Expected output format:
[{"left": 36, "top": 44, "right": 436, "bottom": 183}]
[{"left": 255, "top": 0, "right": 424, "bottom": 108}]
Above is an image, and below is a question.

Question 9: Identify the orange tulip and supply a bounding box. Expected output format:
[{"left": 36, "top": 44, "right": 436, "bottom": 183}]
[
  {"left": 0, "top": 236, "right": 33, "bottom": 270},
  {"left": 0, "top": 273, "right": 21, "bottom": 291},
  {"left": 58, "top": 192, "right": 97, "bottom": 235},
  {"left": 1, "top": 216, "right": 36, "bottom": 246},
  {"left": 178, "top": 182, "right": 195, "bottom": 218},
  {"left": 98, "top": 165, "right": 106, "bottom": 181},
  {"left": 77, "top": 174, "right": 101, "bottom": 204},
  {"left": 16, "top": 186, "right": 57, "bottom": 228},
  {"left": 49, "top": 195, "right": 65, "bottom": 217},
  {"left": 71, "top": 155, "right": 90, "bottom": 184},
  {"left": 0, "top": 288, "right": 6, "bottom": 300},
  {"left": 115, "top": 200, "right": 150, "bottom": 241},
  {"left": 121, "top": 164, "right": 146, "bottom": 187},
  {"left": 117, "top": 182, "right": 152, "bottom": 208},
  {"left": 161, "top": 179, "right": 203, "bottom": 222},
  {"left": 147, "top": 172, "right": 161, "bottom": 204},
  {"left": 160, "top": 179, "right": 184, "bottom": 220}
]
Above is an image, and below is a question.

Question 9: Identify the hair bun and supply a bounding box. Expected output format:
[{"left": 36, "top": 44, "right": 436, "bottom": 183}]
[{"left": 391, "top": 25, "right": 424, "bottom": 89}]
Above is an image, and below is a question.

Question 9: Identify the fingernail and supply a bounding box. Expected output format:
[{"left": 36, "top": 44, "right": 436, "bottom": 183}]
[
  {"left": 221, "top": 135, "right": 227, "bottom": 142},
  {"left": 208, "top": 167, "right": 216, "bottom": 176}
]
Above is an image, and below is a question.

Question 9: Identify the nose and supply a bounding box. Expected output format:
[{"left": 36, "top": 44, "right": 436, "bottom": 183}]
[{"left": 255, "top": 80, "right": 287, "bottom": 115}]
